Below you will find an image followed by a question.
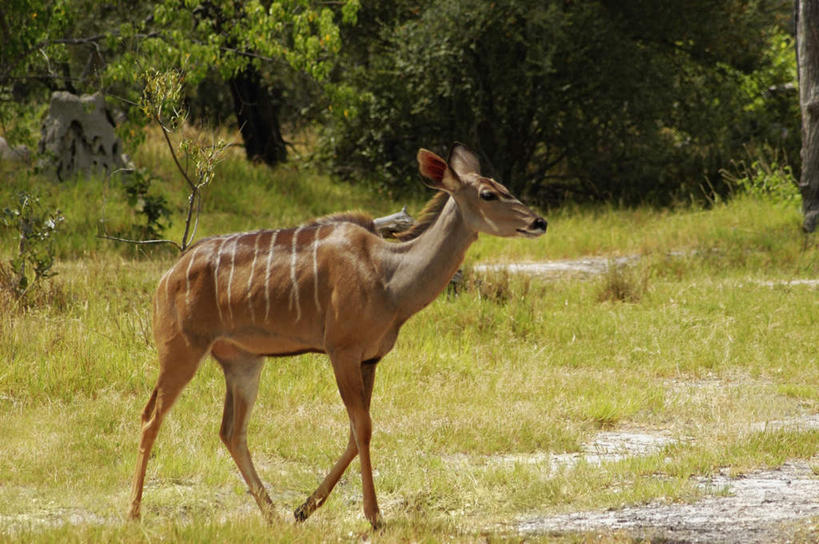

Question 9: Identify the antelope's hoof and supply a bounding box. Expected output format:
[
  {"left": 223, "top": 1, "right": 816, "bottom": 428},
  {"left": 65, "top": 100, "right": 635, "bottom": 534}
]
[
  {"left": 127, "top": 505, "right": 141, "bottom": 521},
  {"left": 369, "top": 512, "right": 385, "bottom": 531},
  {"left": 294, "top": 498, "right": 315, "bottom": 523}
]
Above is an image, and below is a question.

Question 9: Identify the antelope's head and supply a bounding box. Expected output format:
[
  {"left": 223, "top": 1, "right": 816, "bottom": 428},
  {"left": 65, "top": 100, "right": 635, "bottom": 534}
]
[{"left": 417, "top": 143, "right": 547, "bottom": 238}]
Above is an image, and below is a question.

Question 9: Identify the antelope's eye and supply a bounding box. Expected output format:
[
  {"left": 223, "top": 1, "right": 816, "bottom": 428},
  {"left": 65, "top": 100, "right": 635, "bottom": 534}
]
[{"left": 480, "top": 190, "right": 497, "bottom": 201}]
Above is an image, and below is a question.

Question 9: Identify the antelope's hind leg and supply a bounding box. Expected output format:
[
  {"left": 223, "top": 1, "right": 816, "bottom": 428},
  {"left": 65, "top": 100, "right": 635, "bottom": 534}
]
[
  {"left": 128, "top": 336, "right": 207, "bottom": 520},
  {"left": 213, "top": 346, "right": 274, "bottom": 521}
]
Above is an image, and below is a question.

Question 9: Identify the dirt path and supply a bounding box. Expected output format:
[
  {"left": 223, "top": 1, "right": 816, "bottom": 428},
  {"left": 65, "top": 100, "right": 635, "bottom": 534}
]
[
  {"left": 517, "top": 459, "right": 819, "bottom": 543},
  {"left": 473, "top": 256, "right": 637, "bottom": 277},
  {"left": 443, "top": 414, "right": 819, "bottom": 542},
  {"left": 509, "top": 415, "right": 819, "bottom": 543},
  {"left": 474, "top": 256, "right": 819, "bottom": 287}
]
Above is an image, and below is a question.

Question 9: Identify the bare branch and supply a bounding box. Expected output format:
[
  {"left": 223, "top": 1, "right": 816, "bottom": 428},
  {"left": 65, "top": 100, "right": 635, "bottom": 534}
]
[
  {"left": 180, "top": 190, "right": 198, "bottom": 251},
  {"left": 188, "top": 191, "right": 203, "bottom": 247},
  {"left": 158, "top": 121, "right": 196, "bottom": 191},
  {"left": 51, "top": 31, "right": 160, "bottom": 46},
  {"left": 98, "top": 233, "right": 182, "bottom": 251}
]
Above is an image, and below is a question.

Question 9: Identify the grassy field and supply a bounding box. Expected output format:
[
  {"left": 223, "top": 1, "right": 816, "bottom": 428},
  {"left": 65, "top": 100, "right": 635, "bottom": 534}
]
[{"left": 1, "top": 131, "right": 818, "bottom": 542}]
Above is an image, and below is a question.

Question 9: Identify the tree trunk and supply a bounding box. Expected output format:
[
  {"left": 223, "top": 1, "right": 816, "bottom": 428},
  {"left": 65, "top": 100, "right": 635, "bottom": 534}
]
[
  {"left": 796, "top": 0, "right": 819, "bottom": 232},
  {"left": 228, "top": 66, "right": 287, "bottom": 166}
]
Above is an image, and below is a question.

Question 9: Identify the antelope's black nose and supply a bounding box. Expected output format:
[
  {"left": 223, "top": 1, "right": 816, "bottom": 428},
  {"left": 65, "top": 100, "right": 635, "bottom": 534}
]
[{"left": 531, "top": 217, "right": 547, "bottom": 232}]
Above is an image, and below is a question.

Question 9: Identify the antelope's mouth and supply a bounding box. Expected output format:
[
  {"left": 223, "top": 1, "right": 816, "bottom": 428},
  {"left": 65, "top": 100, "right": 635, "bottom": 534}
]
[
  {"left": 516, "top": 228, "right": 545, "bottom": 238},
  {"left": 517, "top": 216, "right": 547, "bottom": 238}
]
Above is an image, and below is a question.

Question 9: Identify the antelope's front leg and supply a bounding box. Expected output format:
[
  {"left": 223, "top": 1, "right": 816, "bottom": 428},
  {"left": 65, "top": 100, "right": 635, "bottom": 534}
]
[
  {"left": 326, "top": 352, "right": 383, "bottom": 528},
  {"left": 295, "top": 426, "right": 357, "bottom": 522},
  {"left": 296, "top": 359, "right": 379, "bottom": 524}
]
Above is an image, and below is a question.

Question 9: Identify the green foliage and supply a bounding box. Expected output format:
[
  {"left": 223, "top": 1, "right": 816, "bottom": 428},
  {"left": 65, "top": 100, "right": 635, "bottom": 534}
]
[
  {"left": 0, "top": 192, "right": 64, "bottom": 298},
  {"left": 0, "top": 0, "right": 71, "bottom": 83},
  {"left": 120, "top": 168, "right": 172, "bottom": 240},
  {"left": 1, "top": 0, "right": 358, "bottom": 151},
  {"left": 103, "top": 69, "right": 228, "bottom": 250},
  {"left": 721, "top": 147, "right": 800, "bottom": 206},
  {"left": 323, "top": 0, "right": 797, "bottom": 205},
  {"left": 98, "top": 0, "right": 359, "bottom": 120},
  {"left": 140, "top": 69, "right": 186, "bottom": 129},
  {"left": 137, "top": 0, "right": 351, "bottom": 81}
]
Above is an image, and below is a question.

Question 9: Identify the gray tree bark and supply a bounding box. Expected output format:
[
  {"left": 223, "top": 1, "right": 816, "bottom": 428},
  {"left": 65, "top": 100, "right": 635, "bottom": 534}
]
[{"left": 796, "top": 0, "right": 819, "bottom": 231}]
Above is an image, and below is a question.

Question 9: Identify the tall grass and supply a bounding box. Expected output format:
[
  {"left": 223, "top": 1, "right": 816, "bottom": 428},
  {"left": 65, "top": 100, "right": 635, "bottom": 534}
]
[{"left": 1, "top": 129, "right": 818, "bottom": 542}]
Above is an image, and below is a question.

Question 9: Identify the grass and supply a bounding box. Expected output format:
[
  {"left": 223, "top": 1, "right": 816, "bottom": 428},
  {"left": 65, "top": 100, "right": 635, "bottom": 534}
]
[{"left": 1, "top": 128, "right": 818, "bottom": 542}]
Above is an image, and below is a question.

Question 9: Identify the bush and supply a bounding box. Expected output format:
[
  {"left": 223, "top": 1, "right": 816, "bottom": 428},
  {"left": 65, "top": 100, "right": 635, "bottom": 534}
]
[
  {"left": 1, "top": 192, "right": 64, "bottom": 299},
  {"left": 119, "top": 168, "right": 172, "bottom": 241},
  {"left": 721, "top": 147, "right": 800, "bottom": 206}
]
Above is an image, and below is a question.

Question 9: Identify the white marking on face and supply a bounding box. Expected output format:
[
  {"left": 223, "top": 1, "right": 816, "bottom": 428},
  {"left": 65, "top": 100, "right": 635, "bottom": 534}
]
[
  {"left": 247, "top": 232, "right": 260, "bottom": 323},
  {"left": 290, "top": 226, "right": 304, "bottom": 321},
  {"left": 264, "top": 230, "right": 279, "bottom": 321},
  {"left": 185, "top": 245, "right": 202, "bottom": 308},
  {"left": 312, "top": 226, "right": 322, "bottom": 313},
  {"left": 478, "top": 207, "right": 498, "bottom": 231}
]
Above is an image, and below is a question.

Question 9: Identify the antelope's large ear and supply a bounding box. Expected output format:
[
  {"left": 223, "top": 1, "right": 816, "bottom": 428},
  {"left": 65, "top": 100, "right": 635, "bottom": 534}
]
[
  {"left": 448, "top": 142, "right": 481, "bottom": 178},
  {"left": 417, "top": 148, "right": 460, "bottom": 192}
]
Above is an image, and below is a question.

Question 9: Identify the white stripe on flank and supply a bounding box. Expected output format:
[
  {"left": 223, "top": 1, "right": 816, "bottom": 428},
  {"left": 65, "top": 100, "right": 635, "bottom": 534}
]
[
  {"left": 185, "top": 246, "right": 202, "bottom": 308},
  {"left": 163, "top": 268, "right": 171, "bottom": 305},
  {"left": 225, "top": 234, "right": 244, "bottom": 325},
  {"left": 263, "top": 230, "right": 279, "bottom": 321},
  {"left": 312, "top": 226, "right": 322, "bottom": 313},
  {"left": 290, "top": 226, "right": 304, "bottom": 321},
  {"left": 247, "top": 232, "right": 261, "bottom": 323},
  {"left": 157, "top": 267, "right": 172, "bottom": 311},
  {"left": 228, "top": 235, "right": 244, "bottom": 323},
  {"left": 213, "top": 235, "right": 234, "bottom": 325}
]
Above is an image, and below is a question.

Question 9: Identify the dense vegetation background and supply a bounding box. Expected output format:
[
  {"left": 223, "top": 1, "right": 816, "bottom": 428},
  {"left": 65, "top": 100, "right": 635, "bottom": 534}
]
[{"left": 0, "top": 0, "right": 800, "bottom": 206}]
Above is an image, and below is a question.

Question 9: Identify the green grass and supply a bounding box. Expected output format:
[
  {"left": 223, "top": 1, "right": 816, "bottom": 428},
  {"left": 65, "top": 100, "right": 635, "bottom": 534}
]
[{"left": 1, "top": 129, "right": 818, "bottom": 542}]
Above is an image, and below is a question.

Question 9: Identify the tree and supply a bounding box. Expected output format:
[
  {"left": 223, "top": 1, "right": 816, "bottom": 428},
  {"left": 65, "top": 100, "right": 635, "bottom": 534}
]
[
  {"left": 124, "top": 0, "right": 358, "bottom": 166},
  {"left": 324, "top": 0, "right": 796, "bottom": 205},
  {"left": 795, "top": 0, "right": 819, "bottom": 231},
  {"left": 0, "top": 1, "right": 358, "bottom": 166}
]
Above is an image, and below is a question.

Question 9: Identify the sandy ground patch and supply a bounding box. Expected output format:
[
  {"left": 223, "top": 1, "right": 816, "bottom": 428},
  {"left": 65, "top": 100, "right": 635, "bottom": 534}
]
[{"left": 516, "top": 458, "right": 819, "bottom": 544}]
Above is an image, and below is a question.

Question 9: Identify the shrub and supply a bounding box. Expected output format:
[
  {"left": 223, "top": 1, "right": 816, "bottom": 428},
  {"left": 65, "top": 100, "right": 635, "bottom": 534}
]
[
  {"left": 1, "top": 192, "right": 64, "bottom": 299},
  {"left": 721, "top": 147, "right": 800, "bottom": 206},
  {"left": 120, "top": 168, "right": 172, "bottom": 241}
]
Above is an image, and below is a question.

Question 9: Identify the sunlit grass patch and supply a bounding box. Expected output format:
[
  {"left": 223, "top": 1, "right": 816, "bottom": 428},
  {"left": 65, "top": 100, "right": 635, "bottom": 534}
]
[{"left": 777, "top": 383, "right": 819, "bottom": 402}]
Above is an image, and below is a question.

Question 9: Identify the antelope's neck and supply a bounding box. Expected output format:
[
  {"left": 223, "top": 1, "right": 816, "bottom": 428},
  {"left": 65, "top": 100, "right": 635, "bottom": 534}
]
[{"left": 384, "top": 197, "right": 477, "bottom": 318}]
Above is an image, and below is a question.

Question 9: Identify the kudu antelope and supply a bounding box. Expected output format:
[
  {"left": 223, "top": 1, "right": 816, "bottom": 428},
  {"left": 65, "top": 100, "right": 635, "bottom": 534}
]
[{"left": 128, "top": 143, "right": 547, "bottom": 528}]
